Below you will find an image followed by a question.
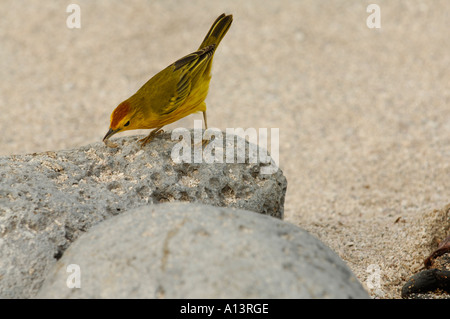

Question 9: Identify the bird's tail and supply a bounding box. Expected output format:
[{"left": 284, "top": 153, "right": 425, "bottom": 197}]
[{"left": 198, "top": 13, "right": 233, "bottom": 50}]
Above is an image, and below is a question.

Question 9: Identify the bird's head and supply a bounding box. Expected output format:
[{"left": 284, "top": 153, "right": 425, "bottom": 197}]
[{"left": 103, "top": 100, "right": 136, "bottom": 142}]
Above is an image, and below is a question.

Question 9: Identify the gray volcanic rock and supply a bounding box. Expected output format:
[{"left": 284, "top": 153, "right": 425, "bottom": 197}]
[
  {"left": 0, "top": 131, "right": 286, "bottom": 298},
  {"left": 36, "top": 203, "right": 369, "bottom": 299}
]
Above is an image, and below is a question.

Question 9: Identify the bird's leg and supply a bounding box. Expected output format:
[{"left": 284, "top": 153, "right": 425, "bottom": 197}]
[
  {"left": 202, "top": 111, "right": 210, "bottom": 147},
  {"left": 203, "top": 110, "right": 208, "bottom": 130},
  {"left": 139, "top": 126, "right": 164, "bottom": 147}
]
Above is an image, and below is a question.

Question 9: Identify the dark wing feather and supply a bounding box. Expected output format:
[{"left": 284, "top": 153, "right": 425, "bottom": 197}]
[{"left": 160, "top": 45, "right": 215, "bottom": 115}]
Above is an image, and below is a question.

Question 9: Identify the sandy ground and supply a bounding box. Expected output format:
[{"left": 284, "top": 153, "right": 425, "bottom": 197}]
[{"left": 1, "top": 0, "right": 449, "bottom": 298}]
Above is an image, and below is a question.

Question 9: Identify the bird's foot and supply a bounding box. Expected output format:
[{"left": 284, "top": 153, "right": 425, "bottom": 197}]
[
  {"left": 202, "top": 138, "right": 210, "bottom": 148},
  {"left": 139, "top": 129, "right": 164, "bottom": 147},
  {"left": 193, "top": 138, "right": 211, "bottom": 149}
]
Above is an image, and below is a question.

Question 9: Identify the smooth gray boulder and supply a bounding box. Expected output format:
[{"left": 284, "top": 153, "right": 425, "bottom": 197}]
[
  {"left": 36, "top": 203, "right": 369, "bottom": 299},
  {"left": 0, "top": 131, "right": 286, "bottom": 298}
]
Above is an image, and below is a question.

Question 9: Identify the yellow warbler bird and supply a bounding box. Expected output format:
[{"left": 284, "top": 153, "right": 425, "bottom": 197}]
[{"left": 103, "top": 13, "right": 233, "bottom": 147}]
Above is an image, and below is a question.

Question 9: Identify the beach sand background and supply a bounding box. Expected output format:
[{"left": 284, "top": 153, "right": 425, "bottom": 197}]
[{"left": 1, "top": 0, "right": 449, "bottom": 298}]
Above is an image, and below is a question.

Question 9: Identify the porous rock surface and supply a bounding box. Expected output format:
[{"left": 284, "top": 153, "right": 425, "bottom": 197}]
[{"left": 0, "top": 131, "right": 286, "bottom": 298}]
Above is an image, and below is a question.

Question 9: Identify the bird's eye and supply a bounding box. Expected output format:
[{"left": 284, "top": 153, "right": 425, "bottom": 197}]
[{"left": 124, "top": 121, "right": 130, "bottom": 127}]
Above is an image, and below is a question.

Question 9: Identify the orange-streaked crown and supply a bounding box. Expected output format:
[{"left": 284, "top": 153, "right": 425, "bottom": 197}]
[{"left": 110, "top": 101, "right": 131, "bottom": 129}]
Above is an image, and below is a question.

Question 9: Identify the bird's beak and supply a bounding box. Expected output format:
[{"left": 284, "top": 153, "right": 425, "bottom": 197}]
[{"left": 103, "top": 128, "right": 120, "bottom": 141}]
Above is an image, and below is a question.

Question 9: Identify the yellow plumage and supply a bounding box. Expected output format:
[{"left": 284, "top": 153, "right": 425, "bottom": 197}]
[{"left": 103, "top": 13, "right": 233, "bottom": 146}]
